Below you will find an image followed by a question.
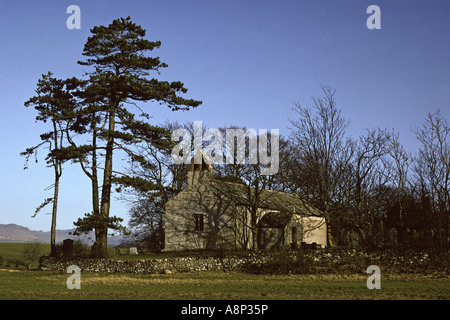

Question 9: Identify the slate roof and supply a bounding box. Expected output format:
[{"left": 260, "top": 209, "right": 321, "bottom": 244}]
[
  {"left": 188, "top": 149, "right": 323, "bottom": 218},
  {"left": 210, "top": 180, "right": 322, "bottom": 217}
]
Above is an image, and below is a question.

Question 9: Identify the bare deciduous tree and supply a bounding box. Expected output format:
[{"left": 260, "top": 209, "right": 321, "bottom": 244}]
[
  {"left": 289, "top": 85, "right": 354, "bottom": 246},
  {"left": 413, "top": 110, "right": 450, "bottom": 247},
  {"left": 384, "top": 130, "right": 413, "bottom": 239},
  {"left": 353, "top": 128, "right": 391, "bottom": 247}
]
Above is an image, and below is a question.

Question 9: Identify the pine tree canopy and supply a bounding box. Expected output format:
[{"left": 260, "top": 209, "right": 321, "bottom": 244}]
[{"left": 78, "top": 16, "right": 202, "bottom": 111}]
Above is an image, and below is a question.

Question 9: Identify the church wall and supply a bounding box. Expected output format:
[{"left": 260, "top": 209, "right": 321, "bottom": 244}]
[
  {"left": 164, "top": 150, "right": 327, "bottom": 251},
  {"left": 164, "top": 180, "right": 237, "bottom": 251},
  {"left": 299, "top": 215, "right": 327, "bottom": 248}
]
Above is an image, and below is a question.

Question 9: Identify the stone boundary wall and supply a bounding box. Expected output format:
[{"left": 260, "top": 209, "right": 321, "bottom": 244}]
[
  {"left": 39, "top": 253, "right": 271, "bottom": 274},
  {"left": 39, "top": 248, "right": 447, "bottom": 274}
]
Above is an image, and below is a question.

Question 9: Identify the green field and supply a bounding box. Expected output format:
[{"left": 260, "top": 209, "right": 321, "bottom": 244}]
[
  {"left": 0, "top": 242, "right": 50, "bottom": 270},
  {"left": 0, "top": 270, "right": 449, "bottom": 300},
  {"left": 1, "top": 243, "right": 449, "bottom": 300}
]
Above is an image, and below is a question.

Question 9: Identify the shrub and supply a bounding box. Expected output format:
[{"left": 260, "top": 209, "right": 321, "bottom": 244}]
[
  {"left": 23, "top": 241, "right": 45, "bottom": 270},
  {"left": 242, "top": 251, "right": 315, "bottom": 275},
  {"left": 73, "top": 240, "right": 90, "bottom": 257}
]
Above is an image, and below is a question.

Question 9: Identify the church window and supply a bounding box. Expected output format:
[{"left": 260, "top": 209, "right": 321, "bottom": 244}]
[{"left": 194, "top": 214, "right": 204, "bottom": 231}]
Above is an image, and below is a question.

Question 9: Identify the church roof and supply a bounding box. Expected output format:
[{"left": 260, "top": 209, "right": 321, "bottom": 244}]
[
  {"left": 186, "top": 149, "right": 322, "bottom": 217},
  {"left": 211, "top": 180, "right": 322, "bottom": 217}
]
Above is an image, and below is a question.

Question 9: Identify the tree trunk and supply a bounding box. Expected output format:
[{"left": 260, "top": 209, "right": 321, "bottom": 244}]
[
  {"left": 251, "top": 209, "right": 258, "bottom": 250},
  {"left": 91, "top": 121, "right": 101, "bottom": 256},
  {"left": 96, "top": 111, "right": 115, "bottom": 258},
  {"left": 251, "top": 183, "right": 260, "bottom": 250},
  {"left": 50, "top": 120, "right": 62, "bottom": 257},
  {"left": 50, "top": 172, "right": 60, "bottom": 257},
  {"left": 326, "top": 218, "right": 333, "bottom": 247},
  {"left": 91, "top": 121, "right": 100, "bottom": 217}
]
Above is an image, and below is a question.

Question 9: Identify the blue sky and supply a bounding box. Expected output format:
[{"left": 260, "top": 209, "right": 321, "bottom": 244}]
[{"left": 0, "top": 0, "right": 449, "bottom": 232}]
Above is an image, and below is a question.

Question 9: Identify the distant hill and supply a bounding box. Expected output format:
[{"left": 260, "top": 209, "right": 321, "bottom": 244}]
[{"left": 0, "top": 224, "right": 129, "bottom": 248}]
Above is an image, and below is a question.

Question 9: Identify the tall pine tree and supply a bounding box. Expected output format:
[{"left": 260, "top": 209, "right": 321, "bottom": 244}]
[
  {"left": 74, "top": 17, "right": 202, "bottom": 257},
  {"left": 22, "top": 72, "right": 76, "bottom": 256}
]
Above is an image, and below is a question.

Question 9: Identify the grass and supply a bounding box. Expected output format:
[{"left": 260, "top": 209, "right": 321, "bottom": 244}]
[
  {"left": 1, "top": 243, "right": 449, "bottom": 300},
  {"left": 0, "top": 269, "right": 448, "bottom": 300},
  {"left": 0, "top": 242, "right": 50, "bottom": 270}
]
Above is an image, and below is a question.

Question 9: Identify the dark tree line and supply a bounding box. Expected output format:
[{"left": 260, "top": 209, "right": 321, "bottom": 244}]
[{"left": 280, "top": 86, "right": 448, "bottom": 249}]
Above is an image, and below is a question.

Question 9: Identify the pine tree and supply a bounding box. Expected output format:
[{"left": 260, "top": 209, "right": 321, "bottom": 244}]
[
  {"left": 21, "top": 72, "right": 76, "bottom": 256},
  {"left": 73, "top": 17, "right": 202, "bottom": 257}
]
